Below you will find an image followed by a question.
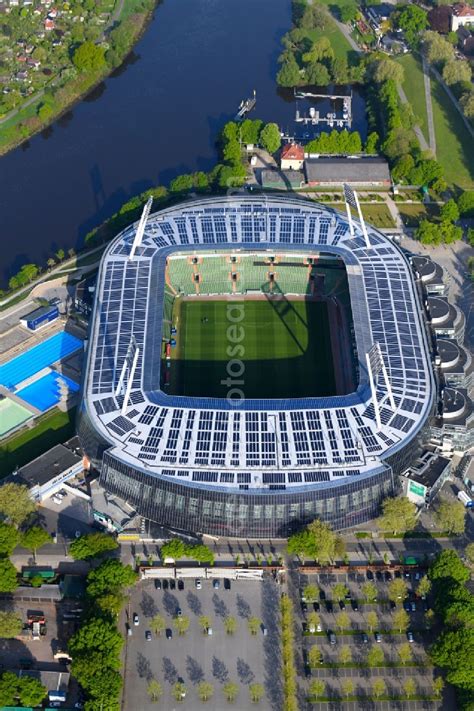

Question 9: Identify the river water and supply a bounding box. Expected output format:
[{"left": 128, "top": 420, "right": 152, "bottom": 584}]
[{"left": 0, "top": 0, "right": 366, "bottom": 285}]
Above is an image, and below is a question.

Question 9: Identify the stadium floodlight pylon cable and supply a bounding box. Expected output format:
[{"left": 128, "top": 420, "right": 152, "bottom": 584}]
[{"left": 343, "top": 183, "right": 370, "bottom": 249}]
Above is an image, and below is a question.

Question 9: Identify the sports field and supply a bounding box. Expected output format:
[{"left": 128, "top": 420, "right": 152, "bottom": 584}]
[{"left": 164, "top": 297, "right": 336, "bottom": 399}]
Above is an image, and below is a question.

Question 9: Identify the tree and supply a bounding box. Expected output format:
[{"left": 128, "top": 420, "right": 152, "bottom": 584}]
[
  {"left": 460, "top": 91, "right": 474, "bottom": 120},
  {"left": 430, "top": 627, "right": 474, "bottom": 690},
  {"left": 331, "top": 57, "right": 349, "bottom": 84},
  {"left": 0, "top": 523, "right": 19, "bottom": 556},
  {"left": 365, "top": 131, "right": 379, "bottom": 154},
  {"left": 288, "top": 518, "right": 345, "bottom": 564},
  {"left": 398, "top": 642, "right": 413, "bottom": 665},
  {"left": 223, "top": 139, "right": 242, "bottom": 165},
  {"left": 0, "top": 484, "right": 35, "bottom": 527},
  {"left": 73, "top": 41, "right": 106, "bottom": 72},
  {"left": 339, "top": 644, "right": 352, "bottom": 664},
  {"left": 86, "top": 559, "right": 138, "bottom": 598},
  {"left": 198, "top": 681, "right": 214, "bottom": 702},
  {"left": 277, "top": 56, "right": 301, "bottom": 87},
  {"left": 333, "top": 583, "right": 349, "bottom": 602},
  {"left": 249, "top": 682, "right": 264, "bottom": 703},
  {"left": 336, "top": 610, "right": 349, "bottom": 631},
  {"left": 0, "top": 672, "right": 18, "bottom": 706},
  {"left": 96, "top": 591, "right": 126, "bottom": 617},
  {"left": 395, "top": 4, "right": 428, "bottom": 45},
  {"left": 259, "top": 123, "right": 281, "bottom": 155},
  {"left": 389, "top": 578, "right": 408, "bottom": 604},
  {"left": 20, "top": 526, "right": 53, "bottom": 558},
  {"left": 305, "top": 61, "right": 331, "bottom": 86},
  {"left": 309, "top": 679, "right": 325, "bottom": 698},
  {"left": 189, "top": 544, "right": 214, "bottom": 565},
  {"left": 17, "top": 676, "right": 47, "bottom": 707},
  {"left": 308, "top": 645, "right": 322, "bottom": 666},
  {"left": 55, "top": 248, "right": 65, "bottom": 262},
  {"left": 458, "top": 191, "right": 474, "bottom": 217},
  {"left": 417, "top": 575, "right": 431, "bottom": 599},
  {"left": 371, "top": 677, "right": 386, "bottom": 698},
  {"left": 424, "top": 608, "right": 435, "bottom": 630},
  {"left": 0, "top": 559, "right": 18, "bottom": 593},
  {"left": 147, "top": 679, "right": 163, "bottom": 702},
  {"left": 307, "top": 611, "right": 320, "bottom": 632},
  {"left": 0, "top": 612, "right": 22, "bottom": 638},
  {"left": 362, "top": 582, "right": 377, "bottom": 602},
  {"left": 46, "top": 257, "right": 56, "bottom": 270},
  {"left": 173, "top": 615, "right": 190, "bottom": 635},
  {"left": 303, "top": 37, "right": 333, "bottom": 63},
  {"left": 403, "top": 677, "right": 416, "bottom": 698},
  {"left": 303, "top": 584, "right": 318, "bottom": 602},
  {"left": 440, "top": 200, "right": 460, "bottom": 224},
  {"left": 224, "top": 616, "right": 237, "bottom": 635},
  {"left": 372, "top": 58, "right": 404, "bottom": 84},
  {"left": 428, "top": 550, "right": 470, "bottom": 586},
  {"left": 69, "top": 617, "right": 123, "bottom": 660},
  {"left": 433, "top": 676, "right": 444, "bottom": 698},
  {"left": 223, "top": 681, "right": 239, "bottom": 703},
  {"left": 341, "top": 678, "right": 354, "bottom": 698},
  {"left": 435, "top": 500, "right": 466, "bottom": 535},
  {"left": 172, "top": 681, "right": 187, "bottom": 702},
  {"left": 367, "top": 645, "right": 384, "bottom": 667},
  {"left": 150, "top": 614, "right": 166, "bottom": 636},
  {"left": 422, "top": 31, "right": 454, "bottom": 65},
  {"left": 339, "top": 1, "right": 358, "bottom": 23},
  {"left": 466, "top": 542, "right": 474, "bottom": 565},
  {"left": 240, "top": 119, "right": 263, "bottom": 145},
  {"left": 392, "top": 608, "right": 409, "bottom": 633},
  {"left": 169, "top": 174, "right": 194, "bottom": 193},
  {"left": 160, "top": 538, "right": 186, "bottom": 560},
  {"left": 442, "top": 60, "right": 471, "bottom": 86},
  {"left": 69, "top": 532, "right": 118, "bottom": 560},
  {"left": 378, "top": 496, "right": 416, "bottom": 535},
  {"left": 366, "top": 611, "right": 378, "bottom": 632}
]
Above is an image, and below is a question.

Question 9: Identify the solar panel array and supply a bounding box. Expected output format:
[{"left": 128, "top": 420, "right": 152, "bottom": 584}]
[{"left": 84, "top": 196, "right": 434, "bottom": 492}]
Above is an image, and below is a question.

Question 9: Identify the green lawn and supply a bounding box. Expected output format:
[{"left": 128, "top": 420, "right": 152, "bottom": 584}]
[
  {"left": 398, "top": 203, "right": 440, "bottom": 228},
  {"left": 396, "top": 54, "right": 429, "bottom": 145},
  {"left": 0, "top": 407, "right": 76, "bottom": 477},
  {"left": 307, "top": 13, "right": 359, "bottom": 66},
  {"left": 430, "top": 76, "right": 474, "bottom": 190},
  {"left": 165, "top": 299, "right": 335, "bottom": 399}
]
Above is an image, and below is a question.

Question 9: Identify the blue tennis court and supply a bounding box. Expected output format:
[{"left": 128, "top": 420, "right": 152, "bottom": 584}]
[
  {"left": 17, "top": 372, "right": 80, "bottom": 412},
  {"left": 0, "top": 331, "right": 82, "bottom": 390}
]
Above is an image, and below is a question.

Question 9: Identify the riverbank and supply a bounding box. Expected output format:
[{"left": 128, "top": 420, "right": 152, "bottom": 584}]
[{"left": 0, "top": 0, "right": 157, "bottom": 157}]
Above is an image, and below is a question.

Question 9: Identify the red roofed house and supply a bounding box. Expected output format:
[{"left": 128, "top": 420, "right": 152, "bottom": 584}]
[
  {"left": 44, "top": 18, "right": 55, "bottom": 30},
  {"left": 451, "top": 3, "right": 474, "bottom": 30},
  {"left": 280, "top": 143, "right": 305, "bottom": 171}
]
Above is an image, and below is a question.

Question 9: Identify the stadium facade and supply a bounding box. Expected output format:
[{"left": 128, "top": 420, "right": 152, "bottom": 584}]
[{"left": 78, "top": 195, "right": 436, "bottom": 537}]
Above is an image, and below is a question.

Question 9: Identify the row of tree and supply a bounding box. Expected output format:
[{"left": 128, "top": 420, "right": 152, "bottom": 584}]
[
  {"left": 0, "top": 672, "right": 47, "bottom": 708},
  {"left": 309, "top": 675, "right": 443, "bottom": 701},
  {"left": 69, "top": 558, "right": 138, "bottom": 710},
  {"left": 159, "top": 538, "right": 215, "bottom": 564},
  {"left": 281, "top": 593, "right": 297, "bottom": 711},
  {"left": 4, "top": 247, "right": 74, "bottom": 295},
  {"left": 428, "top": 551, "right": 474, "bottom": 710},
  {"left": 305, "top": 128, "right": 378, "bottom": 155}
]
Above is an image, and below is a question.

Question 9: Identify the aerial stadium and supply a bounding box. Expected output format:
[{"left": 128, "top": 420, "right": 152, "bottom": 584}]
[{"left": 78, "top": 194, "right": 436, "bottom": 537}]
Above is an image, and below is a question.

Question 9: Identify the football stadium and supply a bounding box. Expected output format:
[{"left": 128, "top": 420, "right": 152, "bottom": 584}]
[{"left": 78, "top": 195, "right": 435, "bottom": 537}]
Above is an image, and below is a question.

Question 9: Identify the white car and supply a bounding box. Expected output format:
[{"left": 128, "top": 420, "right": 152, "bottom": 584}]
[
  {"left": 52, "top": 495, "right": 62, "bottom": 505},
  {"left": 195, "top": 579, "right": 202, "bottom": 589}
]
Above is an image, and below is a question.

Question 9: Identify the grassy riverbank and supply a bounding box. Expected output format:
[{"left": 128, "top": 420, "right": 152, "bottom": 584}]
[{"left": 0, "top": 0, "right": 156, "bottom": 156}]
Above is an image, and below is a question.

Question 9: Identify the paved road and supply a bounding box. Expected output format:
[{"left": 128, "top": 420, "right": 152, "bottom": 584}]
[{"left": 422, "top": 57, "right": 436, "bottom": 156}]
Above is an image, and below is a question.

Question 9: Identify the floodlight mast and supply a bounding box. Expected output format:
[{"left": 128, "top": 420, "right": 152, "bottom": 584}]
[
  {"left": 129, "top": 196, "right": 153, "bottom": 260},
  {"left": 366, "top": 342, "right": 394, "bottom": 431},
  {"left": 343, "top": 183, "right": 370, "bottom": 248}
]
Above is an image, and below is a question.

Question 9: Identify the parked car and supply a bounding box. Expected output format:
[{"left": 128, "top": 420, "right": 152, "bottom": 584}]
[
  {"left": 404, "top": 601, "right": 411, "bottom": 612},
  {"left": 390, "top": 600, "right": 396, "bottom": 610},
  {"left": 410, "top": 601, "right": 416, "bottom": 612},
  {"left": 319, "top": 589, "right": 326, "bottom": 601},
  {"left": 169, "top": 580, "right": 176, "bottom": 590},
  {"left": 213, "top": 579, "right": 220, "bottom": 589},
  {"left": 195, "top": 579, "right": 202, "bottom": 590},
  {"left": 166, "top": 629, "right": 172, "bottom": 640},
  {"left": 328, "top": 631, "right": 337, "bottom": 645},
  {"left": 325, "top": 601, "right": 333, "bottom": 613},
  {"left": 407, "top": 631, "right": 414, "bottom": 643},
  {"left": 374, "top": 631, "right": 381, "bottom": 643},
  {"left": 361, "top": 633, "right": 369, "bottom": 644},
  {"left": 339, "top": 600, "right": 345, "bottom": 610},
  {"left": 224, "top": 578, "right": 231, "bottom": 590},
  {"left": 366, "top": 570, "right": 374, "bottom": 580},
  {"left": 262, "top": 625, "right": 268, "bottom": 636},
  {"left": 375, "top": 571, "right": 383, "bottom": 581},
  {"left": 176, "top": 607, "right": 182, "bottom": 617},
  {"left": 178, "top": 579, "right": 184, "bottom": 591},
  {"left": 154, "top": 579, "right": 161, "bottom": 590},
  {"left": 351, "top": 599, "right": 358, "bottom": 612},
  {"left": 301, "top": 602, "right": 308, "bottom": 613},
  {"left": 384, "top": 571, "right": 392, "bottom": 581},
  {"left": 133, "top": 613, "right": 139, "bottom": 626},
  {"left": 126, "top": 624, "right": 132, "bottom": 637},
  {"left": 145, "top": 630, "right": 152, "bottom": 641},
  {"left": 394, "top": 570, "right": 401, "bottom": 579},
  {"left": 313, "top": 601, "right": 320, "bottom": 612},
  {"left": 163, "top": 580, "right": 168, "bottom": 590}
]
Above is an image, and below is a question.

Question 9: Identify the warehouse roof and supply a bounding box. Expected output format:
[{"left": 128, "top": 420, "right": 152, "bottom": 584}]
[
  {"left": 12, "top": 444, "right": 82, "bottom": 487},
  {"left": 305, "top": 157, "right": 391, "bottom": 183}
]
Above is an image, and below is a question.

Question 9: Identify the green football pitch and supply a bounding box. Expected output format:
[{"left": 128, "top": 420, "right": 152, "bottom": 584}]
[{"left": 165, "top": 298, "right": 336, "bottom": 399}]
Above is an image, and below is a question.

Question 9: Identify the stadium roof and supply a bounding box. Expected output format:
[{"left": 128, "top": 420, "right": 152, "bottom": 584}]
[{"left": 82, "top": 196, "right": 435, "bottom": 492}]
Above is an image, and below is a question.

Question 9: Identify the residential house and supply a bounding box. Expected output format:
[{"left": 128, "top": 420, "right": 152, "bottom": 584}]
[
  {"left": 280, "top": 143, "right": 305, "bottom": 171},
  {"left": 44, "top": 18, "right": 55, "bottom": 30},
  {"left": 451, "top": 3, "right": 474, "bottom": 31},
  {"left": 305, "top": 157, "right": 391, "bottom": 188}
]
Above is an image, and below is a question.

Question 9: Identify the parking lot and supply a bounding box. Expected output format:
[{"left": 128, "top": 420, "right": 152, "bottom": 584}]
[
  {"left": 122, "top": 577, "right": 282, "bottom": 710},
  {"left": 293, "top": 568, "right": 446, "bottom": 708}
]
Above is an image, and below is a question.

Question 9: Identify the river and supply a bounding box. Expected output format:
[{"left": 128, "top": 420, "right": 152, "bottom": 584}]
[{"left": 0, "top": 0, "right": 366, "bottom": 285}]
